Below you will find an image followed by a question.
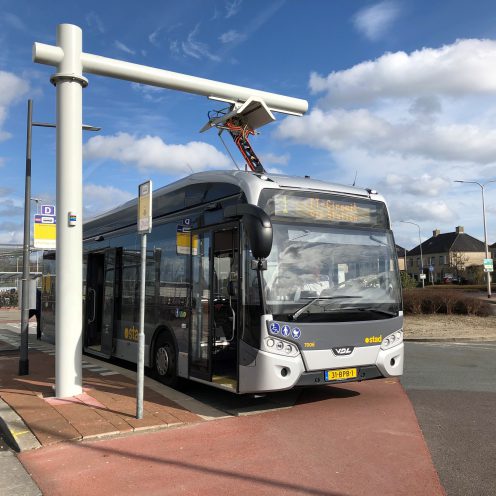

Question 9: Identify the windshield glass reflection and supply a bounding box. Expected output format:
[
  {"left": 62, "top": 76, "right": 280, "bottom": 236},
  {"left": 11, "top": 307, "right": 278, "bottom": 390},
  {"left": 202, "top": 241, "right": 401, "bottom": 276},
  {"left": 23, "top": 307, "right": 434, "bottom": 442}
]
[{"left": 264, "top": 224, "right": 401, "bottom": 321}]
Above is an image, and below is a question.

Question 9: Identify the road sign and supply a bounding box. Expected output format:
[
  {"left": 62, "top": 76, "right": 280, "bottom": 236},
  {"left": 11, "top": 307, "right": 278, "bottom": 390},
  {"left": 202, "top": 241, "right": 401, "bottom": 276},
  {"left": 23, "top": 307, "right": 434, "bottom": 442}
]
[
  {"left": 40, "top": 204, "right": 55, "bottom": 216},
  {"left": 429, "top": 265, "right": 434, "bottom": 272},
  {"left": 483, "top": 258, "right": 493, "bottom": 273},
  {"left": 419, "top": 274, "right": 427, "bottom": 280}
]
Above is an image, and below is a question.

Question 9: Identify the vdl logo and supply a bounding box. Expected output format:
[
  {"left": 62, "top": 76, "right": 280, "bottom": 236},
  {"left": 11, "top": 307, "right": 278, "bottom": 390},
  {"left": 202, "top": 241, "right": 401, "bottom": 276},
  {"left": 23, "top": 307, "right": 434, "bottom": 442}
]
[{"left": 332, "top": 347, "right": 354, "bottom": 356}]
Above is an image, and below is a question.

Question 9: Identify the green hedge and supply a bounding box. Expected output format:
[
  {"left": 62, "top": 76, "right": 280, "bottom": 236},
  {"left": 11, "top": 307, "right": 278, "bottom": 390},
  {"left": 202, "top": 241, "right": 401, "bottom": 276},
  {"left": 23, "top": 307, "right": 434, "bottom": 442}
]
[{"left": 403, "top": 289, "right": 492, "bottom": 316}]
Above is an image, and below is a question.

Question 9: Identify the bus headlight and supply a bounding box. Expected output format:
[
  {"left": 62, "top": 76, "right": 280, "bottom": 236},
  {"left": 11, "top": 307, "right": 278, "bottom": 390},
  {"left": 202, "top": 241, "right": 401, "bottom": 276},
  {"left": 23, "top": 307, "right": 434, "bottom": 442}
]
[
  {"left": 264, "top": 337, "right": 299, "bottom": 357},
  {"left": 381, "top": 330, "right": 403, "bottom": 351}
]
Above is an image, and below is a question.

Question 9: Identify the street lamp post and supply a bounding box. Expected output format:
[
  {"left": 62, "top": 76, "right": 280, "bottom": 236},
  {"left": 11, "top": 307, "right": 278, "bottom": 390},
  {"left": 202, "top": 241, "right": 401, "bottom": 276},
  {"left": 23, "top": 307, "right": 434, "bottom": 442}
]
[
  {"left": 19, "top": 99, "right": 100, "bottom": 376},
  {"left": 454, "top": 179, "right": 496, "bottom": 298},
  {"left": 401, "top": 220, "right": 425, "bottom": 288}
]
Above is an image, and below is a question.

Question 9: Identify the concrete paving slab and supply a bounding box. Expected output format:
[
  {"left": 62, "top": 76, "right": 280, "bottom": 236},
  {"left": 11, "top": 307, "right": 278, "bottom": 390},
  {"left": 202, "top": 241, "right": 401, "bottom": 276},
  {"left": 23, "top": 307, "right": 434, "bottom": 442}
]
[{"left": 0, "top": 335, "right": 204, "bottom": 450}]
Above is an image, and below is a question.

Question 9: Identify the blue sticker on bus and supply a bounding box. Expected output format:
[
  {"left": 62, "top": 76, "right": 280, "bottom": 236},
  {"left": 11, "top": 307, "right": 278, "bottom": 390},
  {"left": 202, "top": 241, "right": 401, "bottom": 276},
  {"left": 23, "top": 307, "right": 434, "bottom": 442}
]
[
  {"left": 269, "top": 322, "right": 280, "bottom": 334},
  {"left": 281, "top": 325, "right": 291, "bottom": 337},
  {"left": 292, "top": 327, "right": 301, "bottom": 339}
]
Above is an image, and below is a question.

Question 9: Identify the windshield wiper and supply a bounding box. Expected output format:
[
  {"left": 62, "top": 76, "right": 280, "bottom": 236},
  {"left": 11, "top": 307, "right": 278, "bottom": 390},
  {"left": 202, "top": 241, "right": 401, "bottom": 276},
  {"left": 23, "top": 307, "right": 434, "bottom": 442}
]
[{"left": 292, "top": 296, "right": 362, "bottom": 321}]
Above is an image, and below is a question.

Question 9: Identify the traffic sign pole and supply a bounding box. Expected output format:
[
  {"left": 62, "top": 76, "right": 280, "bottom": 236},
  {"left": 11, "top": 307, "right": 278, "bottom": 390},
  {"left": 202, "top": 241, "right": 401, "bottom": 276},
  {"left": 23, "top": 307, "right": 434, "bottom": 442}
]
[{"left": 137, "top": 180, "right": 152, "bottom": 420}]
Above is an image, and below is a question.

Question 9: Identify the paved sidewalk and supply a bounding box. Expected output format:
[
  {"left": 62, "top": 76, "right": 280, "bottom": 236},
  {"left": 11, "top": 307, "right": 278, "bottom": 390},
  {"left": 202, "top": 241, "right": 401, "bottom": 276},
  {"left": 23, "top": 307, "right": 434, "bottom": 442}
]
[{"left": 0, "top": 331, "right": 204, "bottom": 448}]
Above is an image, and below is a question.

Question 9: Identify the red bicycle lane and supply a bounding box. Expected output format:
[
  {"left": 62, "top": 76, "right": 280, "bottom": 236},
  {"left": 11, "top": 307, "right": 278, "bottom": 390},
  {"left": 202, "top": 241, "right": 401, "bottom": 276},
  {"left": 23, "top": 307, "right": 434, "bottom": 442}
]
[{"left": 19, "top": 379, "right": 445, "bottom": 496}]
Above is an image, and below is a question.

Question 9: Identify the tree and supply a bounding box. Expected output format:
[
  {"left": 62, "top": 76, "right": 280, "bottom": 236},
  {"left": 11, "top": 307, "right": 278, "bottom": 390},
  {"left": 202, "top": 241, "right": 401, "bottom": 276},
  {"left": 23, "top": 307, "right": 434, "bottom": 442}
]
[
  {"left": 465, "top": 264, "right": 485, "bottom": 285},
  {"left": 400, "top": 271, "right": 417, "bottom": 289},
  {"left": 449, "top": 252, "right": 469, "bottom": 281}
]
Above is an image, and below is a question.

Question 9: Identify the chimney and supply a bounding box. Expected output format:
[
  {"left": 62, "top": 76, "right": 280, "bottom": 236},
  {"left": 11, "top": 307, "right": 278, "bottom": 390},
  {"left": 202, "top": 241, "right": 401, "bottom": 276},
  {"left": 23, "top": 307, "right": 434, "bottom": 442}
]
[
  {"left": 456, "top": 226, "right": 464, "bottom": 234},
  {"left": 433, "top": 229, "right": 440, "bottom": 237}
]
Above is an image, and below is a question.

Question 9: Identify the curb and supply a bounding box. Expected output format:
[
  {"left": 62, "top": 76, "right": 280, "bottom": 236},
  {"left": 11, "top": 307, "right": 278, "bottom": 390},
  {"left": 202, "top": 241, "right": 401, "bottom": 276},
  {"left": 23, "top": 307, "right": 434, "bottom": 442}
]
[
  {"left": 0, "top": 398, "right": 41, "bottom": 452},
  {"left": 404, "top": 337, "right": 496, "bottom": 343}
]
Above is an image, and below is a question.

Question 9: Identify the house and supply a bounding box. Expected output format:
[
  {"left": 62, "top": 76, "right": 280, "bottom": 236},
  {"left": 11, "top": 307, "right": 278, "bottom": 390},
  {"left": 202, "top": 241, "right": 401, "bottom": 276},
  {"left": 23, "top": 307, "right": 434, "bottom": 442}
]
[
  {"left": 395, "top": 244, "right": 407, "bottom": 271},
  {"left": 406, "top": 226, "right": 486, "bottom": 283}
]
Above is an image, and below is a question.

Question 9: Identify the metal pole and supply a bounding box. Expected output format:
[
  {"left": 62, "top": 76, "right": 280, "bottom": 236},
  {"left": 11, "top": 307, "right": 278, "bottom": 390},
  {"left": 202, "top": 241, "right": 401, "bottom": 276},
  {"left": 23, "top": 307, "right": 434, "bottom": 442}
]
[
  {"left": 52, "top": 24, "right": 88, "bottom": 398},
  {"left": 418, "top": 226, "right": 425, "bottom": 288},
  {"left": 454, "top": 180, "right": 495, "bottom": 298},
  {"left": 137, "top": 233, "right": 147, "bottom": 419},
  {"left": 401, "top": 220, "right": 424, "bottom": 288},
  {"left": 481, "top": 186, "right": 492, "bottom": 298},
  {"left": 19, "top": 99, "right": 33, "bottom": 376}
]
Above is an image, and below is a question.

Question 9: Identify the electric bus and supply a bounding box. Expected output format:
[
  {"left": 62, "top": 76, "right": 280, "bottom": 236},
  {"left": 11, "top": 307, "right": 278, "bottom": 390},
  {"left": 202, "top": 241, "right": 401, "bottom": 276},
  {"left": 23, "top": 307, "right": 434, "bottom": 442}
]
[{"left": 41, "top": 170, "right": 404, "bottom": 393}]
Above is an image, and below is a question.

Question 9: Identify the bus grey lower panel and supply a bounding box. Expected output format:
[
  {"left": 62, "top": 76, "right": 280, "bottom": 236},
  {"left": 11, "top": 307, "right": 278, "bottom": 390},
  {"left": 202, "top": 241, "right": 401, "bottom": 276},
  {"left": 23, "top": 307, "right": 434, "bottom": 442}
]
[
  {"left": 178, "top": 352, "right": 188, "bottom": 378},
  {"left": 238, "top": 341, "right": 304, "bottom": 394},
  {"left": 113, "top": 338, "right": 151, "bottom": 367}
]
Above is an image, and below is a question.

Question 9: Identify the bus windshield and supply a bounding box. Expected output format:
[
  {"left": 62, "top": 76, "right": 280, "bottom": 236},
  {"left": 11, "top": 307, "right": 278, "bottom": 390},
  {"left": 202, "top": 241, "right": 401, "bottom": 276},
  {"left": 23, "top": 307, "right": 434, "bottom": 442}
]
[{"left": 263, "top": 223, "right": 401, "bottom": 322}]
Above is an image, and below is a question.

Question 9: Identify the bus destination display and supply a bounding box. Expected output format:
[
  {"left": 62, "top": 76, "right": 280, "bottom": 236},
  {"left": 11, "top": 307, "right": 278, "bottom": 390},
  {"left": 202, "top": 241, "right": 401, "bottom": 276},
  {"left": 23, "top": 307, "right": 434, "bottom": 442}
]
[{"left": 272, "top": 193, "right": 380, "bottom": 224}]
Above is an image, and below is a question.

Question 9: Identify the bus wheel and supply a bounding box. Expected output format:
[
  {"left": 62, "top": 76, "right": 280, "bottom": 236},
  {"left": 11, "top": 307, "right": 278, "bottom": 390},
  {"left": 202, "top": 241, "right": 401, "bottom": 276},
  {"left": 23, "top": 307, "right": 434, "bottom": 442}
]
[{"left": 154, "top": 335, "right": 177, "bottom": 387}]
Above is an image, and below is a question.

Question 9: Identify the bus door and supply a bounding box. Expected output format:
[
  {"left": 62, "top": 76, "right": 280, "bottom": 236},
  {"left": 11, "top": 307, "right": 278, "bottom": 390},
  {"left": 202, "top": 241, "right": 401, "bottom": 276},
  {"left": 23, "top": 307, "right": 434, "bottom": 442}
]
[
  {"left": 85, "top": 248, "right": 119, "bottom": 357},
  {"left": 189, "top": 226, "right": 239, "bottom": 390}
]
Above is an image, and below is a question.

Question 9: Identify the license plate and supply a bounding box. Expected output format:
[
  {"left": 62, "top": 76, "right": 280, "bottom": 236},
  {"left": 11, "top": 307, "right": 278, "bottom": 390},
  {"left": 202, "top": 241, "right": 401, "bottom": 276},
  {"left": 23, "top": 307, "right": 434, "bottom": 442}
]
[{"left": 325, "top": 368, "right": 358, "bottom": 381}]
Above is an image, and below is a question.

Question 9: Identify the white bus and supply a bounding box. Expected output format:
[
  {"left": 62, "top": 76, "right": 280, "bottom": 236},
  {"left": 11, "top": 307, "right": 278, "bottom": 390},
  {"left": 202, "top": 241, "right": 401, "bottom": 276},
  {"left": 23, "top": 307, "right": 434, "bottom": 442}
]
[{"left": 41, "top": 170, "right": 404, "bottom": 393}]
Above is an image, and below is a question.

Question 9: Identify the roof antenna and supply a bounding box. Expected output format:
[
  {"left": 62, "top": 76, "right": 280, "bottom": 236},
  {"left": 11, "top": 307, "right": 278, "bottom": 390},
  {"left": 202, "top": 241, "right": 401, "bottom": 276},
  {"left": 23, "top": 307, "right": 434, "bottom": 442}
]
[{"left": 352, "top": 170, "right": 358, "bottom": 186}]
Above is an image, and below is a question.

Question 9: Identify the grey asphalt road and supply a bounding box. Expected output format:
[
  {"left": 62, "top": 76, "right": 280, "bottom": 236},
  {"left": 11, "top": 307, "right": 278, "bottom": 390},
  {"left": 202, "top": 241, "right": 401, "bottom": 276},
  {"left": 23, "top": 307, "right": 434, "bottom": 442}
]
[{"left": 402, "top": 341, "right": 496, "bottom": 496}]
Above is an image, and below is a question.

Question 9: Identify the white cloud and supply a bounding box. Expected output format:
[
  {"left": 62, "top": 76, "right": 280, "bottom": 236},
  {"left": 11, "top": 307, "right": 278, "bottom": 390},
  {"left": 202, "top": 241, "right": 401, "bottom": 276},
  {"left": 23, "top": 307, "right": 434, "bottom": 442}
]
[
  {"left": 84, "top": 184, "right": 134, "bottom": 218},
  {"left": 174, "top": 24, "right": 220, "bottom": 62},
  {"left": 285, "top": 37, "right": 496, "bottom": 248},
  {"left": 0, "top": 13, "right": 28, "bottom": 32},
  {"left": 310, "top": 39, "right": 496, "bottom": 106},
  {"left": 277, "top": 107, "right": 496, "bottom": 164},
  {"left": 260, "top": 152, "right": 290, "bottom": 165},
  {"left": 149, "top": 27, "right": 162, "bottom": 47},
  {"left": 85, "top": 11, "right": 105, "bottom": 34},
  {"left": 0, "top": 71, "right": 29, "bottom": 142},
  {"left": 83, "top": 132, "right": 230, "bottom": 173},
  {"left": 131, "top": 83, "right": 165, "bottom": 102},
  {"left": 225, "top": 0, "right": 242, "bottom": 18},
  {"left": 114, "top": 40, "right": 135, "bottom": 55},
  {"left": 352, "top": 1, "right": 400, "bottom": 41},
  {"left": 219, "top": 30, "right": 246, "bottom": 44}
]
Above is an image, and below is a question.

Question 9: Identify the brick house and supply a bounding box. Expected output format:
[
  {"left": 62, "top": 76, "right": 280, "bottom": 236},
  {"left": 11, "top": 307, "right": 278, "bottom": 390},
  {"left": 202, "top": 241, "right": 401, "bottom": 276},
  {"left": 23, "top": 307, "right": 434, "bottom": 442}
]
[
  {"left": 405, "top": 226, "right": 486, "bottom": 283},
  {"left": 395, "top": 244, "right": 407, "bottom": 271}
]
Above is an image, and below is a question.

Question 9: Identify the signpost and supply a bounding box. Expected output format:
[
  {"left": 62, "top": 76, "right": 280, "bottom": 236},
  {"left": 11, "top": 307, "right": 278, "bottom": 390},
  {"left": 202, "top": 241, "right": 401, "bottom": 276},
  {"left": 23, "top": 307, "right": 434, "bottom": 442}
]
[{"left": 136, "top": 180, "right": 152, "bottom": 419}]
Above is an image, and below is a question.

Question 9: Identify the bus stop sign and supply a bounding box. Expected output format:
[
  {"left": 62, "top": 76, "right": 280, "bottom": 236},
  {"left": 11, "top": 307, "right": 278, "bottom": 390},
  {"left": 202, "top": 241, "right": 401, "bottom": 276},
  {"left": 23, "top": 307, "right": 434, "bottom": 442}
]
[{"left": 138, "top": 180, "right": 152, "bottom": 234}]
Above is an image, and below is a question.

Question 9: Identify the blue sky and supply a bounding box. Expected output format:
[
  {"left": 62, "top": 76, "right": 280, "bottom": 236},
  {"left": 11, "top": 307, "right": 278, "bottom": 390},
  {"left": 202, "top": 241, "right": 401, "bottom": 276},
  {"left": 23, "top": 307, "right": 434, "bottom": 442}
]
[{"left": 1, "top": 0, "right": 496, "bottom": 249}]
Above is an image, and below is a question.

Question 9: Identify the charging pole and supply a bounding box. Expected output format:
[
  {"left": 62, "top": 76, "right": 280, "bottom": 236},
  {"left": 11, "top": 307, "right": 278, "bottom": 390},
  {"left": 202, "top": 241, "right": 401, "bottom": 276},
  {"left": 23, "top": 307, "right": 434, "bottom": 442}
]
[{"left": 137, "top": 180, "right": 152, "bottom": 419}]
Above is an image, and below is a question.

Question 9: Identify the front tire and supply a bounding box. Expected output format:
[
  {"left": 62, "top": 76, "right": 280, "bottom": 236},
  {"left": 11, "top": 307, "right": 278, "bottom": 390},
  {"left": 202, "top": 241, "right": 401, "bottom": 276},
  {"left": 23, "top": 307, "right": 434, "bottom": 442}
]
[{"left": 154, "top": 335, "right": 178, "bottom": 387}]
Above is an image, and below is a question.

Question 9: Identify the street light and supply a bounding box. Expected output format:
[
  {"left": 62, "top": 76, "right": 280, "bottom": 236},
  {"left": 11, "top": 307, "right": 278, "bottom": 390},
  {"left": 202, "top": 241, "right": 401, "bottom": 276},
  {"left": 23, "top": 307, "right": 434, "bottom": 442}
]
[
  {"left": 401, "top": 220, "right": 425, "bottom": 288},
  {"left": 19, "top": 99, "right": 101, "bottom": 376},
  {"left": 454, "top": 179, "right": 496, "bottom": 298}
]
